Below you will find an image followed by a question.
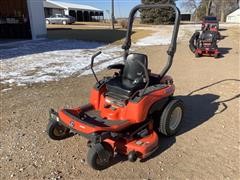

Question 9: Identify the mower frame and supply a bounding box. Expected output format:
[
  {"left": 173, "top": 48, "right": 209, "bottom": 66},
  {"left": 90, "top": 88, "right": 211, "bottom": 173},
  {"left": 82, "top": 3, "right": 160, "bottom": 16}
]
[{"left": 47, "top": 3, "right": 183, "bottom": 170}]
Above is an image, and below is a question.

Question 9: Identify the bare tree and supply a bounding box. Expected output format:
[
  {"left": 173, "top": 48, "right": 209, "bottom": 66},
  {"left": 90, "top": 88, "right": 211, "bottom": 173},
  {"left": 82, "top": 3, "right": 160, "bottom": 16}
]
[
  {"left": 206, "top": 0, "right": 213, "bottom": 16},
  {"left": 180, "top": 0, "right": 198, "bottom": 9},
  {"left": 224, "top": 0, "right": 238, "bottom": 21},
  {"left": 214, "top": 0, "right": 238, "bottom": 21},
  {"left": 179, "top": 0, "right": 198, "bottom": 20},
  {"left": 195, "top": 0, "right": 238, "bottom": 22},
  {"left": 220, "top": 0, "right": 225, "bottom": 22}
]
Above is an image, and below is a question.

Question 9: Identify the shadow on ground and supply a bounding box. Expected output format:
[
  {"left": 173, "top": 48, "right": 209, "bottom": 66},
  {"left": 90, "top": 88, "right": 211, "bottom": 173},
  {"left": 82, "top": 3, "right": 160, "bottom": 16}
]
[
  {"left": 0, "top": 39, "right": 105, "bottom": 60},
  {"left": 141, "top": 79, "right": 240, "bottom": 162},
  {"left": 220, "top": 35, "right": 228, "bottom": 40},
  {"left": 0, "top": 28, "right": 131, "bottom": 60},
  {"left": 219, "top": 47, "right": 232, "bottom": 57},
  {"left": 47, "top": 28, "right": 72, "bottom": 31},
  {"left": 47, "top": 28, "right": 130, "bottom": 43},
  {"left": 219, "top": 28, "right": 227, "bottom": 31}
]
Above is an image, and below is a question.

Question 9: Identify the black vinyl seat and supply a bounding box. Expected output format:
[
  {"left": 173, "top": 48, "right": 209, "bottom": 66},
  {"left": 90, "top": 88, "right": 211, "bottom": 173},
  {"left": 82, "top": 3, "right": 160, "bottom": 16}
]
[
  {"left": 199, "top": 31, "right": 215, "bottom": 42},
  {"left": 106, "top": 53, "right": 148, "bottom": 97},
  {"left": 198, "top": 31, "right": 218, "bottom": 49}
]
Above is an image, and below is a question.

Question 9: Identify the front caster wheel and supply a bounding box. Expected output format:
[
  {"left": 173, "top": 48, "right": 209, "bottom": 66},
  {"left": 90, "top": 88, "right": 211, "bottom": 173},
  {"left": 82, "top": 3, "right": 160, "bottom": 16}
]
[
  {"left": 214, "top": 53, "right": 220, "bottom": 59},
  {"left": 159, "top": 99, "right": 184, "bottom": 136},
  {"left": 87, "top": 143, "right": 113, "bottom": 170},
  {"left": 195, "top": 52, "right": 201, "bottom": 58},
  {"left": 128, "top": 151, "right": 138, "bottom": 162},
  {"left": 47, "top": 120, "right": 70, "bottom": 140}
]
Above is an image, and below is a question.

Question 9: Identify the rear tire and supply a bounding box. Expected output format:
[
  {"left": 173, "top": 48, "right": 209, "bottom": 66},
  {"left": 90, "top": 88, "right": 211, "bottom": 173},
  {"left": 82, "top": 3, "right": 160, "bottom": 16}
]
[
  {"left": 46, "top": 20, "right": 50, "bottom": 25},
  {"left": 47, "top": 120, "right": 70, "bottom": 140},
  {"left": 62, "top": 20, "right": 67, "bottom": 25},
  {"left": 159, "top": 99, "right": 184, "bottom": 136}
]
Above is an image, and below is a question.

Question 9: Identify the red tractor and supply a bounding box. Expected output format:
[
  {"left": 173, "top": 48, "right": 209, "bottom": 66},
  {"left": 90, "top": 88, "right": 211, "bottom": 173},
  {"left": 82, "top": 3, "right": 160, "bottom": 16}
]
[{"left": 47, "top": 3, "right": 184, "bottom": 170}]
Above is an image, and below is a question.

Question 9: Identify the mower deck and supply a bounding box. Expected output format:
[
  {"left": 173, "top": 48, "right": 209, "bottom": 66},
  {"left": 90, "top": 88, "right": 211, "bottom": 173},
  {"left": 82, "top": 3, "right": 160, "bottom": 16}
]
[
  {"left": 50, "top": 106, "right": 160, "bottom": 160},
  {"left": 105, "top": 130, "right": 159, "bottom": 159},
  {"left": 195, "top": 47, "right": 220, "bottom": 57}
]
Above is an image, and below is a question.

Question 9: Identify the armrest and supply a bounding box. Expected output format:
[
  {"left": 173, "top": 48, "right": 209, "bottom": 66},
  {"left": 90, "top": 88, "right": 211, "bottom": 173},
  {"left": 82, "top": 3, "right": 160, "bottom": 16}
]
[{"left": 107, "top": 64, "right": 124, "bottom": 70}]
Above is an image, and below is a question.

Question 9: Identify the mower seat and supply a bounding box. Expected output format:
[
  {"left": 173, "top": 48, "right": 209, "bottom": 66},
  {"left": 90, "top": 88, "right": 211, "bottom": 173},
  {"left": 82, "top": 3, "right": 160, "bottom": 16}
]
[
  {"left": 198, "top": 31, "right": 217, "bottom": 49},
  {"left": 106, "top": 53, "right": 148, "bottom": 98},
  {"left": 199, "top": 31, "right": 215, "bottom": 42}
]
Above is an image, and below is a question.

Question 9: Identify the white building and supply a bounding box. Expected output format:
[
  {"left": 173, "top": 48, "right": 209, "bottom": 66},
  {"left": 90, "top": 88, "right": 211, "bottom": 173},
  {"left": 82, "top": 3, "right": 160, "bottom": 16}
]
[
  {"left": 0, "top": 0, "right": 103, "bottom": 40},
  {"left": 179, "top": 7, "right": 196, "bottom": 21},
  {"left": 27, "top": 0, "right": 47, "bottom": 39},
  {"left": 226, "top": 1, "right": 240, "bottom": 23},
  {"left": 226, "top": 9, "right": 240, "bottom": 23},
  {"left": 43, "top": 0, "right": 104, "bottom": 22}
]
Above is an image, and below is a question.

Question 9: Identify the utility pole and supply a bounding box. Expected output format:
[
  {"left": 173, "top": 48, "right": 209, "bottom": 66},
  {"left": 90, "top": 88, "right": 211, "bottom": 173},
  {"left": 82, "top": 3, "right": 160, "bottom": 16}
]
[{"left": 111, "top": 0, "right": 115, "bottom": 29}]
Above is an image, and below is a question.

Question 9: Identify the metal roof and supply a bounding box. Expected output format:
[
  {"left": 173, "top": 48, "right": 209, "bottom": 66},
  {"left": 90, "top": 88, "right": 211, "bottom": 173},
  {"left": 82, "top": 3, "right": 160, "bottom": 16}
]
[
  {"left": 43, "top": 1, "right": 63, "bottom": 9},
  {"left": 46, "top": 0, "right": 103, "bottom": 12},
  {"left": 227, "top": 8, "right": 240, "bottom": 17}
]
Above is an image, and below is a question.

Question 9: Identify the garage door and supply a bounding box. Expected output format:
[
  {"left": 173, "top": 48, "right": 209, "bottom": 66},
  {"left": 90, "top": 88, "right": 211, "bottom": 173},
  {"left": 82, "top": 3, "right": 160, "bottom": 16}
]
[{"left": 0, "top": 0, "right": 32, "bottom": 39}]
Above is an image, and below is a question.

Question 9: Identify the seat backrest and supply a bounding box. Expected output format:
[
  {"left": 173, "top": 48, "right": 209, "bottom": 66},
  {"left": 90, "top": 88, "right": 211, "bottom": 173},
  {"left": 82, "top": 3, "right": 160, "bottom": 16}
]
[
  {"left": 122, "top": 53, "right": 148, "bottom": 86},
  {"left": 200, "top": 31, "right": 215, "bottom": 42}
]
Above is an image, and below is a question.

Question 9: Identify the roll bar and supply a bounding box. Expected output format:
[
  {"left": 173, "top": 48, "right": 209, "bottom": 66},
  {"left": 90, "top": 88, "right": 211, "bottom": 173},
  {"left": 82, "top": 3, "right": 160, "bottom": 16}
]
[
  {"left": 122, "top": 3, "right": 181, "bottom": 79},
  {"left": 90, "top": 51, "right": 102, "bottom": 85}
]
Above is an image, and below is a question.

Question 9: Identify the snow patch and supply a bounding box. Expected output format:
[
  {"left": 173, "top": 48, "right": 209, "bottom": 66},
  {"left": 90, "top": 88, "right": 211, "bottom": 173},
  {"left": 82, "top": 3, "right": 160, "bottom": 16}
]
[
  {"left": 135, "top": 32, "right": 172, "bottom": 46},
  {"left": 0, "top": 40, "right": 125, "bottom": 86},
  {"left": 1, "top": 25, "right": 195, "bottom": 88},
  {"left": 1, "top": 88, "right": 12, "bottom": 92},
  {"left": 135, "top": 28, "right": 186, "bottom": 46},
  {"left": 82, "top": 56, "right": 124, "bottom": 75}
]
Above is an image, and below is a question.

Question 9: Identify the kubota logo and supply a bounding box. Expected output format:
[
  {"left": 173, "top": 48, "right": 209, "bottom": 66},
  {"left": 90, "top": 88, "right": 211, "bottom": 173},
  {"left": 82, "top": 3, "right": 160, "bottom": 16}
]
[{"left": 69, "top": 121, "right": 74, "bottom": 127}]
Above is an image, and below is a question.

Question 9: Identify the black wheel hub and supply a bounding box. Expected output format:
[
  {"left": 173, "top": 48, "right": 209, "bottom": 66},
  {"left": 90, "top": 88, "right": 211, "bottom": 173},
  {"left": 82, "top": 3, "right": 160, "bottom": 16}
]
[{"left": 53, "top": 124, "right": 67, "bottom": 137}]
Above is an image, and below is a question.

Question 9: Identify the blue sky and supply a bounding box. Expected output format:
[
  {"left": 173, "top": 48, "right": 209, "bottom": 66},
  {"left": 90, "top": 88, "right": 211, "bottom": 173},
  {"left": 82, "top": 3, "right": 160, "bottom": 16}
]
[{"left": 55, "top": 0, "right": 185, "bottom": 18}]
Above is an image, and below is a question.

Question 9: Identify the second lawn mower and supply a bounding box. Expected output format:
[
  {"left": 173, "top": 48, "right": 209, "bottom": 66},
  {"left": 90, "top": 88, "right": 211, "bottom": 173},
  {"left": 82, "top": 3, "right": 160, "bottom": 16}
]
[
  {"left": 189, "top": 28, "right": 220, "bottom": 58},
  {"left": 47, "top": 3, "right": 184, "bottom": 170}
]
